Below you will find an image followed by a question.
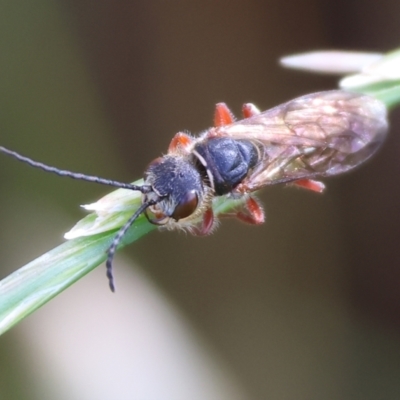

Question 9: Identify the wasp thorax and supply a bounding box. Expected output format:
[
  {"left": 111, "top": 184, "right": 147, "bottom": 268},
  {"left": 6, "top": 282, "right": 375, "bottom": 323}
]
[
  {"left": 192, "top": 137, "right": 260, "bottom": 195},
  {"left": 143, "top": 156, "right": 205, "bottom": 224}
]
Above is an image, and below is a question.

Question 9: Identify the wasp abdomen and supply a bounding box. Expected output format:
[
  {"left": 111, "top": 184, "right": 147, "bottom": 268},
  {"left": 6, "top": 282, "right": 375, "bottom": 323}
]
[{"left": 193, "top": 137, "right": 260, "bottom": 195}]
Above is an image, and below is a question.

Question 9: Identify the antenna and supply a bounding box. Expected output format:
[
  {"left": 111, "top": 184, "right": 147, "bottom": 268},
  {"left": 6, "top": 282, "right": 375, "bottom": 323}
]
[
  {"left": 0, "top": 145, "right": 161, "bottom": 291},
  {"left": 0, "top": 146, "right": 150, "bottom": 192},
  {"left": 105, "top": 200, "right": 157, "bottom": 291}
]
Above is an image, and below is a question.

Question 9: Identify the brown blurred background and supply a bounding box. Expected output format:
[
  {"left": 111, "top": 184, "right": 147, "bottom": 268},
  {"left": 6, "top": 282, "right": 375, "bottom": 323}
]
[{"left": 1, "top": 1, "right": 400, "bottom": 399}]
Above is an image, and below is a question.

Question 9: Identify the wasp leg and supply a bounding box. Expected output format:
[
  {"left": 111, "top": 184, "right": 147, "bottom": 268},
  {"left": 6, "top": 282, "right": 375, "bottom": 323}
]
[
  {"left": 192, "top": 208, "right": 215, "bottom": 235},
  {"left": 214, "top": 103, "right": 235, "bottom": 127},
  {"left": 292, "top": 179, "right": 325, "bottom": 193},
  {"left": 220, "top": 197, "right": 265, "bottom": 225},
  {"left": 236, "top": 196, "right": 265, "bottom": 224},
  {"left": 168, "top": 132, "right": 193, "bottom": 153},
  {"left": 242, "top": 103, "right": 261, "bottom": 118}
]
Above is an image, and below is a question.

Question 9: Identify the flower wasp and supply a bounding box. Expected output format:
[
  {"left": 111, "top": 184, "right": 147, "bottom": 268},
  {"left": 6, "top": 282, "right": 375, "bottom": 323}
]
[{"left": 0, "top": 90, "right": 388, "bottom": 291}]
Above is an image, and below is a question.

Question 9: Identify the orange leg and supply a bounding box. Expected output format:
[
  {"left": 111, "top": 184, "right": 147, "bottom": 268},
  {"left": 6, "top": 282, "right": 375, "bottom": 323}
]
[
  {"left": 192, "top": 208, "right": 215, "bottom": 236},
  {"left": 214, "top": 103, "right": 235, "bottom": 127},
  {"left": 242, "top": 103, "right": 261, "bottom": 118},
  {"left": 220, "top": 196, "right": 265, "bottom": 225},
  {"left": 168, "top": 132, "right": 193, "bottom": 153},
  {"left": 236, "top": 196, "right": 265, "bottom": 224},
  {"left": 292, "top": 179, "right": 325, "bottom": 193}
]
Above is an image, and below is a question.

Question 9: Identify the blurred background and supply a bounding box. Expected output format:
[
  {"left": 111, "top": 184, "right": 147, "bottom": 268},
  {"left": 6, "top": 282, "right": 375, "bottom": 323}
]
[{"left": 1, "top": 1, "right": 400, "bottom": 399}]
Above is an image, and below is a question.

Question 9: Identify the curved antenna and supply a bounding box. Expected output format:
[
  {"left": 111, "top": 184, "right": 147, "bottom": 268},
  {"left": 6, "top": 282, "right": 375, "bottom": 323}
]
[
  {"left": 106, "top": 200, "right": 157, "bottom": 292},
  {"left": 0, "top": 146, "right": 150, "bottom": 193}
]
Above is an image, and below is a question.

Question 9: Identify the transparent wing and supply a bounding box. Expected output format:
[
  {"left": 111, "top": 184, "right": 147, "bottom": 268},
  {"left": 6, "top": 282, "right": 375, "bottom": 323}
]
[{"left": 214, "top": 91, "right": 388, "bottom": 191}]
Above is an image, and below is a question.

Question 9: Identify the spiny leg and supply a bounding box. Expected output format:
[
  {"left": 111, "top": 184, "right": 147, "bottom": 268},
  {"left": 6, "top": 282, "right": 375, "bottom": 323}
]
[
  {"left": 242, "top": 103, "right": 261, "bottom": 118},
  {"left": 235, "top": 196, "right": 265, "bottom": 224},
  {"left": 214, "top": 103, "right": 235, "bottom": 127},
  {"left": 219, "top": 196, "right": 265, "bottom": 225},
  {"left": 292, "top": 179, "right": 325, "bottom": 193},
  {"left": 168, "top": 132, "right": 193, "bottom": 153},
  {"left": 191, "top": 208, "right": 215, "bottom": 236}
]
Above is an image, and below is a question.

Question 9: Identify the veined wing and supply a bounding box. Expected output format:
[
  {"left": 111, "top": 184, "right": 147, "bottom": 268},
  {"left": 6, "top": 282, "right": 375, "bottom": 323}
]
[{"left": 215, "top": 91, "right": 388, "bottom": 191}]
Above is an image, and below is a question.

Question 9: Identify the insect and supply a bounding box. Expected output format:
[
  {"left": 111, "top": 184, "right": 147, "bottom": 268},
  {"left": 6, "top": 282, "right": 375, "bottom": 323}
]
[{"left": 0, "top": 90, "right": 388, "bottom": 291}]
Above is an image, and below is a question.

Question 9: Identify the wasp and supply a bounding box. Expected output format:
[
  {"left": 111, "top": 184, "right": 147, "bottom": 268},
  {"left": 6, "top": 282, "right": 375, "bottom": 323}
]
[{"left": 0, "top": 90, "right": 388, "bottom": 291}]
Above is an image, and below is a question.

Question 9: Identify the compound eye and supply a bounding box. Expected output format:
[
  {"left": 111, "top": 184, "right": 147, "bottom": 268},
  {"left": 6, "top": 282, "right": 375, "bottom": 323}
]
[{"left": 171, "top": 190, "right": 198, "bottom": 221}]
